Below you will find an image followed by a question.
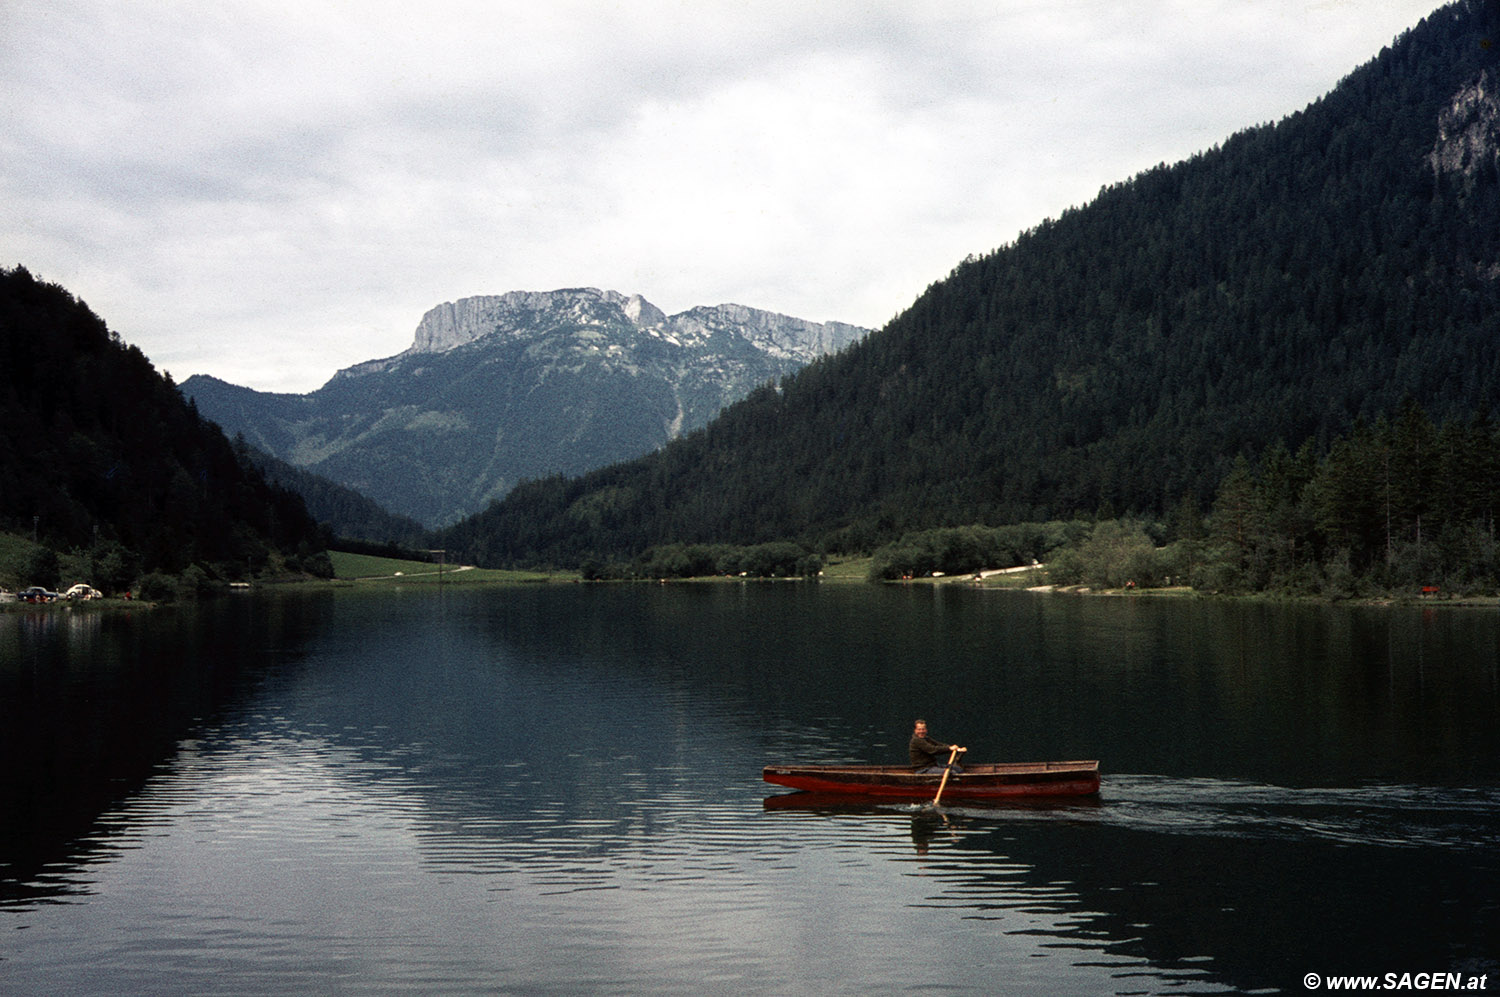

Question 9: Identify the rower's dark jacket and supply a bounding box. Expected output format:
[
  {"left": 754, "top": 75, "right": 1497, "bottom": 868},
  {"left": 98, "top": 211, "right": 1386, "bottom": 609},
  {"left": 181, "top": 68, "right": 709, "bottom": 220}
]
[{"left": 909, "top": 733, "right": 954, "bottom": 768}]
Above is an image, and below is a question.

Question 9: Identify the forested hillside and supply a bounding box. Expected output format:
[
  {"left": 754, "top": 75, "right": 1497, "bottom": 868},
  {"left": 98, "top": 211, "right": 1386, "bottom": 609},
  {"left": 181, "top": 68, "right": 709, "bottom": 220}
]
[
  {"left": 0, "top": 266, "right": 329, "bottom": 591},
  {"left": 236, "top": 441, "right": 426, "bottom": 546},
  {"left": 440, "top": 1, "right": 1500, "bottom": 569}
]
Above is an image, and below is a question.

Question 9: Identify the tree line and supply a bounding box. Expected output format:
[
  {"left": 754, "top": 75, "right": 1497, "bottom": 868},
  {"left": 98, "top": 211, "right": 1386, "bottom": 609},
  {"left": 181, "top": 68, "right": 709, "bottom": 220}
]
[
  {"left": 0, "top": 266, "right": 331, "bottom": 596},
  {"left": 1034, "top": 402, "right": 1500, "bottom": 597}
]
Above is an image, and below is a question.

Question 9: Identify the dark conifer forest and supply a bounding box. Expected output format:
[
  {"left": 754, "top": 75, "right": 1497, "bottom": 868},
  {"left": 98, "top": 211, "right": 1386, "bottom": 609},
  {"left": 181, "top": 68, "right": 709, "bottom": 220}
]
[
  {"left": 0, "top": 266, "right": 330, "bottom": 591},
  {"left": 437, "top": 0, "right": 1500, "bottom": 585},
  {"left": 236, "top": 441, "right": 427, "bottom": 547}
]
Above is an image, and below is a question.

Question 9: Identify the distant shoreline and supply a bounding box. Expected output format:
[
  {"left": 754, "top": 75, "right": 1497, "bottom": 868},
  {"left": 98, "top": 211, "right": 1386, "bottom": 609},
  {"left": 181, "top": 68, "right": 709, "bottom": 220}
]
[{"left": 8, "top": 560, "right": 1495, "bottom": 610}]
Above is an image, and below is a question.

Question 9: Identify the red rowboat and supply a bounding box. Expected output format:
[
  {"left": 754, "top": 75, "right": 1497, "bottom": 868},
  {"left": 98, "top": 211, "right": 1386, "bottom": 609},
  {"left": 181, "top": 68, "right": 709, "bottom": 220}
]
[{"left": 762, "top": 760, "right": 1100, "bottom": 800}]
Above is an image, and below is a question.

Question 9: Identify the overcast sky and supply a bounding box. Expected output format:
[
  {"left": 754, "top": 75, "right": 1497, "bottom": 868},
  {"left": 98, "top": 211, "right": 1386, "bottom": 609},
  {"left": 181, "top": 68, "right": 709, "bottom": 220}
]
[{"left": 4, "top": 1, "right": 1445, "bottom": 393}]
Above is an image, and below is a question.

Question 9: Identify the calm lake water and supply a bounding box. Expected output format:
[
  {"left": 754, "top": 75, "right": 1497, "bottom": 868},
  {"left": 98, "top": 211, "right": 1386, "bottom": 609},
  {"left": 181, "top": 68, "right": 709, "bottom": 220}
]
[{"left": 2, "top": 584, "right": 1497, "bottom": 995}]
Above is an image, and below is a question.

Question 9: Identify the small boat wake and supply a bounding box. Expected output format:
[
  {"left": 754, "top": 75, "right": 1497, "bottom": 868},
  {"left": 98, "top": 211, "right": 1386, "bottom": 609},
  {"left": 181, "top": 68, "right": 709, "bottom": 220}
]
[
  {"left": 765, "top": 774, "right": 1500, "bottom": 852},
  {"left": 1095, "top": 773, "right": 1500, "bottom": 851}
]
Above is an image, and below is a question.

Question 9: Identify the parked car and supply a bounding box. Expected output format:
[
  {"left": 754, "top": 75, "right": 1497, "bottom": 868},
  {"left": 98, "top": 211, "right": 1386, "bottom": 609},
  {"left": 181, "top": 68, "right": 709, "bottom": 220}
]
[
  {"left": 17, "top": 586, "right": 60, "bottom": 603},
  {"left": 64, "top": 583, "right": 103, "bottom": 601}
]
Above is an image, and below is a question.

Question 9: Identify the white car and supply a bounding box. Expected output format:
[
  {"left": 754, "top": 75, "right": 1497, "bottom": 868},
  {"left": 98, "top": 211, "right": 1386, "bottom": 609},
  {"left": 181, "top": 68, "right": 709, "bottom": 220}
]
[{"left": 64, "top": 583, "right": 103, "bottom": 601}]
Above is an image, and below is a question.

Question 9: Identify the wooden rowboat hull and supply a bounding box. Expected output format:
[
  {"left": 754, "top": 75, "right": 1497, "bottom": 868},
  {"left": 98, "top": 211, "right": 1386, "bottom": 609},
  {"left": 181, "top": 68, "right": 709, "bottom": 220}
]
[{"left": 762, "top": 760, "right": 1100, "bottom": 799}]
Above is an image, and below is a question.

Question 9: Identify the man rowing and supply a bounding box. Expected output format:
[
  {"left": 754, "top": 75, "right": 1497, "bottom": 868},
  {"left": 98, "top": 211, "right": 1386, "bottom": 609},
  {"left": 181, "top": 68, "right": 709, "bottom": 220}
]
[{"left": 909, "top": 718, "right": 966, "bottom": 774}]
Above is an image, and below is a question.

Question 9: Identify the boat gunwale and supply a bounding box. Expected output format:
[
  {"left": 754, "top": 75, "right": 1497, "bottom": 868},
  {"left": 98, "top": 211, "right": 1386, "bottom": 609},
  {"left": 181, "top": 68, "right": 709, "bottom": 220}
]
[
  {"left": 761, "top": 760, "right": 1101, "bottom": 798},
  {"left": 762, "top": 760, "right": 1099, "bottom": 779}
]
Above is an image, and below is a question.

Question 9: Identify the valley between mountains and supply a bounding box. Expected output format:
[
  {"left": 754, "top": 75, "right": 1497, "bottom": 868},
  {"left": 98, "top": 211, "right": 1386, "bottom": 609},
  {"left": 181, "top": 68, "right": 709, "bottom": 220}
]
[{"left": 184, "top": 288, "right": 868, "bottom": 527}]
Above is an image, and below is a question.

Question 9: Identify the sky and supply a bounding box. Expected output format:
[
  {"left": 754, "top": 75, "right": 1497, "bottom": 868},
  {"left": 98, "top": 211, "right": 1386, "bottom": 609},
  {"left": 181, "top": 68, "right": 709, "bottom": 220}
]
[{"left": 3, "top": 1, "right": 1447, "bottom": 394}]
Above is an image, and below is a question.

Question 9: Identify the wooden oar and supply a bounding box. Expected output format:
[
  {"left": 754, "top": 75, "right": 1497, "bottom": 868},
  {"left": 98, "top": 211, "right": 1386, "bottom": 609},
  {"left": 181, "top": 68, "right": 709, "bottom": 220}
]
[{"left": 930, "top": 746, "right": 962, "bottom": 807}]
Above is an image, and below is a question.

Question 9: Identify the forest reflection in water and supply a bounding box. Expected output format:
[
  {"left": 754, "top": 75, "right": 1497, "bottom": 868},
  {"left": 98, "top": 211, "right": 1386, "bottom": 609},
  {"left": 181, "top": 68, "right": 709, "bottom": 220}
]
[{"left": 1, "top": 585, "right": 1496, "bottom": 995}]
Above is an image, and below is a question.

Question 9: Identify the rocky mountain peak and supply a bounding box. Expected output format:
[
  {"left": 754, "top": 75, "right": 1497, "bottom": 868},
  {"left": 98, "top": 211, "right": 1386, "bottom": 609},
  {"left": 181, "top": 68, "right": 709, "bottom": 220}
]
[
  {"left": 407, "top": 288, "right": 636, "bottom": 355},
  {"left": 623, "top": 293, "right": 667, "bottom": 328},
  {"left": 187, "top": 285, "right": 871, "bottom": 526},
  {"left": 670, "top": 303, "right": 866, "bottom": 359},
  {"left": 398, "top": 287, "right": 864, "bottom": 364}
]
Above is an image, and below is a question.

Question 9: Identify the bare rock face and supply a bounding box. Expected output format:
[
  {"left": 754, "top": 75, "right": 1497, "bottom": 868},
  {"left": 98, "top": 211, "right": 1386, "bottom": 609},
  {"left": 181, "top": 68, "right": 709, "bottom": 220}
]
[
  {"left": 622, "top": 293, "right": 667, "bottom": 328},
  {"left": 1429, "top": 69, "right": 1500, "bottom": 190},
  {"left": 408, "top": 289, "right": 637, "bottom": 354},
  {"left": 401, "top": 287, "right": 863, "bottom": 363},
  {"left": 670, "top": 303, "right": 867, "bottom": 359}
]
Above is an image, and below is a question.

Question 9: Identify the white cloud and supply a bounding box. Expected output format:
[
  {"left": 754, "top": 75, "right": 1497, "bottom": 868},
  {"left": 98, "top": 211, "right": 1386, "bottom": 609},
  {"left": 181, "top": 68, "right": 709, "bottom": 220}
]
[{"left": 2, "top": 0, "right": 1446, "bottom": 392}]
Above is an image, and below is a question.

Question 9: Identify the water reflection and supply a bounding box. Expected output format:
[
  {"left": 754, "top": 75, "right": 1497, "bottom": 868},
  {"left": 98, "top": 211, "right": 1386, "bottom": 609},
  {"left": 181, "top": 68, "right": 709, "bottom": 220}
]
[
  {"left": 2, "top": 586, "right": 1498, "bottom": 996},
  {"left": 0, "top": 595, "right": 334, "bottom": 907},
  {"left": 763, "top": 776, "right": 1500, "bottom": 994}
]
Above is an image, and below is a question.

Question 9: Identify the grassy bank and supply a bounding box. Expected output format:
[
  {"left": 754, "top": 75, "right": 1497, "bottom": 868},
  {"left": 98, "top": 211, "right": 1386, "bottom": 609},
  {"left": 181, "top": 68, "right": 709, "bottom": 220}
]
[{"left": 328, "top": 550, "right": 567, "bottom": 585}]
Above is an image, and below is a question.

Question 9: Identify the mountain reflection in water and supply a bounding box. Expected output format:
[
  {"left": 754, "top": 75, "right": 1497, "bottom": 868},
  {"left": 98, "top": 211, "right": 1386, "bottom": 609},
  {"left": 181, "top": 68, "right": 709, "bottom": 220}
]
[{"left": 2, "top": 586, "right": 1497, "bottom": 996}]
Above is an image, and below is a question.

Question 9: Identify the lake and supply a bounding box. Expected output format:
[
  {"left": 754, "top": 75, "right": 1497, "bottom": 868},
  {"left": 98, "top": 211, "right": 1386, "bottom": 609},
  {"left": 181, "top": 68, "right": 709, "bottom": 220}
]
[{"left": 2, "top": 584, "right": 1497, "bottom": 995}]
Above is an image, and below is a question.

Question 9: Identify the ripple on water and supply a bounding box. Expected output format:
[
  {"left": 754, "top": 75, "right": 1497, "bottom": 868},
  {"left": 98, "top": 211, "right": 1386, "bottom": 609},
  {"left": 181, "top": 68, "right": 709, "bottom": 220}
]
[{"left": 1090, "top": 773, "right": 1500, "bottom": 850}]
